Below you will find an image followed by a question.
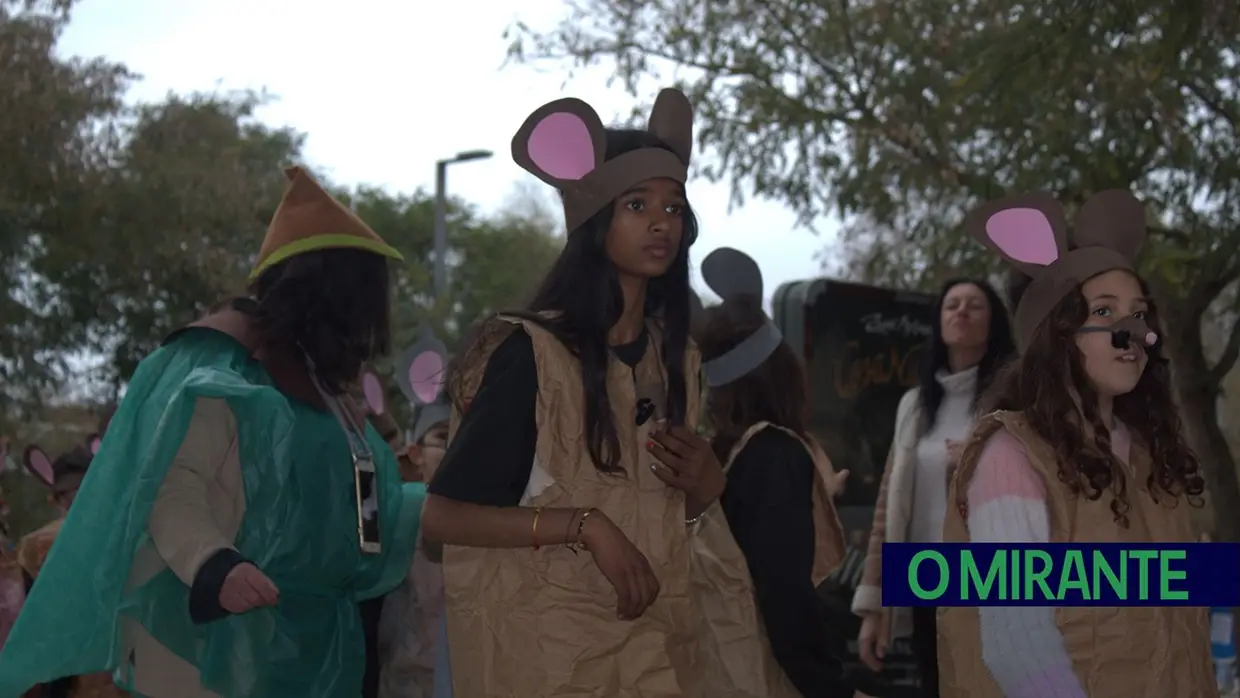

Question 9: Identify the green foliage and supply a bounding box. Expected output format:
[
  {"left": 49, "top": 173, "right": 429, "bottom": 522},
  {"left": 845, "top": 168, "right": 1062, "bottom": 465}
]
[
  {"left": 0, "top": 1, "right": 562, "bottom": 428},
  {"left": 508, "top": 0, "right": 1239, "bottom": 299},
  {"left": 0, "top": 0, "right": 131, "bottom": 406}
]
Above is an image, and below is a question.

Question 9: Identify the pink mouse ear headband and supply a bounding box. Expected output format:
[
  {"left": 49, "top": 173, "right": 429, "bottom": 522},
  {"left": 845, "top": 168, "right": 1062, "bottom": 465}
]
[
  {"left": 22, "top": 445, "right": 55, "bottom": 489},
  {"left": 396, "top": 325, "right": 451, "bottom": 444},
  {"left": 511, "top": 88, "right": 695, "bottom": 235},
  {"left": 963, "top": 189, "right": 1158, "bottom": 351},
  {"left": 360, "top": 366, "right": 390, "bottom": 417}
]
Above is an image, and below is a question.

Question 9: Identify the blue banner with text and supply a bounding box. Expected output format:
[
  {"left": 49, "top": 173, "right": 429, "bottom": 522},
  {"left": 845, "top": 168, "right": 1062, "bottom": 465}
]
[{"left": 881, "top": 543, "right": 1240, "bottom": 607}]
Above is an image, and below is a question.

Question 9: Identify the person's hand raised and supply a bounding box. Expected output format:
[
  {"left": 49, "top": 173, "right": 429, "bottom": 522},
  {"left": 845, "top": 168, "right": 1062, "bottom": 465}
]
[
  {"left": 219, "top": 562, "right": 280, "bottom": 615},
  {"left": 579, "top": 512, "right": 660, "bottom": 620},
  {"left": 646, "top": 423, "right": 726, "bottom": 515}
]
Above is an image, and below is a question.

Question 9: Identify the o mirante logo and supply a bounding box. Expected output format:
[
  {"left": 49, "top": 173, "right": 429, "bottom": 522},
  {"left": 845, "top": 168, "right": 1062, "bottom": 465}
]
[{"left": 882, "top": 543, "right": 1240, "bottom": 607}]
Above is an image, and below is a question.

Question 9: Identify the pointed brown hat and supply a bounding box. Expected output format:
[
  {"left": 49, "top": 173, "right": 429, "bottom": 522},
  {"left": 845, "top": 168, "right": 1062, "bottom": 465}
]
[{"left": 250, "top": 166, "right": 404, "bottom": 280}]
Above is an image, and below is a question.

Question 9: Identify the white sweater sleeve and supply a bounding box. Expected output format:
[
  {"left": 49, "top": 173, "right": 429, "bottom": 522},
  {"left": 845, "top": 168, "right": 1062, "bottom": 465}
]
[{"left": 967, "top": 430, "right": 1087, "bottom": 698}]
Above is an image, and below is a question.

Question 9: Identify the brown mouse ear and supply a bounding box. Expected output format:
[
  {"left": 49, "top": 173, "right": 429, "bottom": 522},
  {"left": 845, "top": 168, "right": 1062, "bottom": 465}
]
[
  {"left": 963, "top": 192, "right": 1070, "bottom": 275},
  {"left": 647, "top": 88, "right": 693, "bottom": 165},
  {"left": 511, "top": 98, "right": 608, "bottom": 187},
  {"left": 360, "top": 367, "right": 388, "bottom": 416},
  {"left": 22, "top": 445, "right": 54, "bottom": 488},
  {"left": 1072, "top": 189, "right": 1147, "bottom": 261}
]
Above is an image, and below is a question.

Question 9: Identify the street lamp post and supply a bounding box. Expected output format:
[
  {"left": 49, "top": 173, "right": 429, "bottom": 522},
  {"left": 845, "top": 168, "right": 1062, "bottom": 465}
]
[{"left": 433, "top": 149, "right": 494, "bottom": 298}]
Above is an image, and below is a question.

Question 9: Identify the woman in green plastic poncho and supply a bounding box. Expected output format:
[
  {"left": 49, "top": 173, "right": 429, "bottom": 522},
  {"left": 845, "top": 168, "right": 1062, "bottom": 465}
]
[{"left": 0, "top": 166, "right": 425, "bottom": 698}]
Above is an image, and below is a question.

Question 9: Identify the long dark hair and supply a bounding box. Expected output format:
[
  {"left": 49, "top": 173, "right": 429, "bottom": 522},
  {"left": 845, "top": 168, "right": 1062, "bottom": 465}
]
[
  {"left": 918, "top": 278, "right": 1014, "bottom": 432},
  {"left": 984, "top": 276, "right": 1205, "bottom": 525},
  {"left": 696, "top": 296, "right": 810, "bottom": 463},
  {"left": 239, "top": 248, "right": 392, "bottom": 393},
  {"left": 510, "top": 128, "right": 698, "bottom": 474}
]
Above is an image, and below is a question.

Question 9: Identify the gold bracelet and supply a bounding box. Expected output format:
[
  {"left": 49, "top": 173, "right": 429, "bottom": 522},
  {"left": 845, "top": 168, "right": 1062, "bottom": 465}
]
[
  {"left": 572, "top": 508, "right": 596, "bottom": 553},
  {"left": 531, "top": 506, "right": 544, "bottom": 551}
]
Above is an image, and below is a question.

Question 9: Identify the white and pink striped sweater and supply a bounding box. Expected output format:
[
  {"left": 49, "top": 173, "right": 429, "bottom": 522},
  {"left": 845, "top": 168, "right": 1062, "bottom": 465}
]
[{"left": 966, "top": 423, "right": 1132, "bottom": 698}]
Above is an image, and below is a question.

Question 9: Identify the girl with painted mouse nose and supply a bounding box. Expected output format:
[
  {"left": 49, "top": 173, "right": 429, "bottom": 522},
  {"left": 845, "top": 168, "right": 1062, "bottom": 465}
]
[{"left": 940, "top": 190, "right": 1214, "bottom": 698}]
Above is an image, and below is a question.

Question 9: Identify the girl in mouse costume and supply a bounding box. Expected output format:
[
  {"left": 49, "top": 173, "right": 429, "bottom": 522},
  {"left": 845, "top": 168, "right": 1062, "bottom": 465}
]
[
  {"left": 939, "top": 190, "right": 1214, "bottom": 698},
  {"left": 420, "top": 88, "right": 727, "bottom": 697},
  {"left": 690, "top": 247, "right": 863, "bottom": 698},
  {"left": 17, "top": 443, "right": 93, "bottom": 589},
  {"left": 376, "top": 326, "right": 452, "bottom": 698},
  {"left": 16, "top": 442, "right": 128, "bottom": 698},
  {"left": 0, "top": 166, "right": 424, "bottom": 698}
]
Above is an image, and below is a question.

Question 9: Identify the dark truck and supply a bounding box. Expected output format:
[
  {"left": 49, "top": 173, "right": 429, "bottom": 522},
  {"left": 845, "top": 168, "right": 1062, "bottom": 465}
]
[{"left": 772, "top": 277, "right": 934, "bottom": 697}]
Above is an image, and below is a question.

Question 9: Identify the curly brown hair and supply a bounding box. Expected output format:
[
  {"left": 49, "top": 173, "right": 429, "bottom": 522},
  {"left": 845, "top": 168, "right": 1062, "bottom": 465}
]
[{"left": 981, "top": 276, "right": 1205, "bottom": 526}]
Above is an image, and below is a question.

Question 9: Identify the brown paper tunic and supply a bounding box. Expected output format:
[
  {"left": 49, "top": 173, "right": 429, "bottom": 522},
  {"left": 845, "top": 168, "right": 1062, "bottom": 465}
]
[
  {"left": 442, "top": 315, "right": 704, "bottom": 697},
  {"left": 938, "top": 411, "right": 1217, "bottom": 698},
  {"left": 691, "top": 421, "right": 847, "bottom": 697}
]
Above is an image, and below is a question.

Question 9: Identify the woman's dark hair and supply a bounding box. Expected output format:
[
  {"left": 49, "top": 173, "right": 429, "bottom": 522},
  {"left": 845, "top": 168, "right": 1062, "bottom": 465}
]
[
  {"left": 239, "top": 248, "right": 392, "bottom": 393},
  {"left": 696, "top": 296, "right": 810, "bottom": 463},
  {"left": 983, "top": 275, "right": 1205, "bottom": 525},
  {"left": 918, "top": 278, "right": 1015, "bottom": 432},
  {"left": 491, "top": 128, "right": 698, "bottom": 474}
]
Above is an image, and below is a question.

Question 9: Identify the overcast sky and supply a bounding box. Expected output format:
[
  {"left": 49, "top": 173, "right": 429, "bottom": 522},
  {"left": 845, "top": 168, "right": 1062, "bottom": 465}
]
[{"left": 56, "top": 0, "right": 842, "bottom": 302}]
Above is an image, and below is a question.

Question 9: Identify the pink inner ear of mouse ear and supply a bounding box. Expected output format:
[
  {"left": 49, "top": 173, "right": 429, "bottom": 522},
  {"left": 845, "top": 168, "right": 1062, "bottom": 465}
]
[
  {"left": 409, "top": 351, "right": 445, "bottom": 405},
  {"left": 362, "top": 372, "right": 385, "bottom": 415},
  {"left": 88, "top": 435, "right": 101, "bottom": 455},
  {"left": 526, "top": 112, "right": 599, "bottom": 181},
  {"left": 984, "top": 208, "right": 1061, "bottom": 266},
  {"left": 24, "top": 447, "right": 54, "bottom": 487}
]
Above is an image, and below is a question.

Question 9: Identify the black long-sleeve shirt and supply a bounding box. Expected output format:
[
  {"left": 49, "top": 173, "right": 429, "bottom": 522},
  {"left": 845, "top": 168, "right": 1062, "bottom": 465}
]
[{"left": 722, "top": 428, "right": 853, "bottom": 697}]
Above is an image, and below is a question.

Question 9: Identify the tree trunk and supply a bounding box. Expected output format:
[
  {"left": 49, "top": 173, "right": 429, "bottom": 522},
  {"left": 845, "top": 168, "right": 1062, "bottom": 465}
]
[{"left": 1162, "top": 308, "right": 1240, "bottom": 543}]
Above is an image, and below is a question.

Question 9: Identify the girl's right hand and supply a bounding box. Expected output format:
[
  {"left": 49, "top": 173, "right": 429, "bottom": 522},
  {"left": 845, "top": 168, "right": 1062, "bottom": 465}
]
[
  {"left": 580, "top": 512, "right": 660, "bottom": 620},
  {"left": 858, "top": 611, "right": 889, "bottom": 672}
]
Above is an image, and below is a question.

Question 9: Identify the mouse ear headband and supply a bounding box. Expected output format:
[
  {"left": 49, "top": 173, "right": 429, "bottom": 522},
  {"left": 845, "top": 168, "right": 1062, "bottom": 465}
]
[
  {"left": 700, "top": 247, "right": 783, "bottom": 387},
  {"left": 512, "top": 88, "right": 695, "bottom": 237},
  {"left": 359, "top": 366, "right": 390, "bottom": 417},
  {"left": 964, "top": 189, "right": 1154, "bottom": 350},
  {"left": 22, "top": 445, "right": 54, "bottom": 489},
  {"left": 397, "top": 325, "right": 451, "bottom": 444}
]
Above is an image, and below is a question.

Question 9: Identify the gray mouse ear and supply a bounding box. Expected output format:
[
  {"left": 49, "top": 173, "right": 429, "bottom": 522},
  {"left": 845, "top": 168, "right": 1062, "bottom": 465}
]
[
  {"left": 396, "top": 325, "right": 449, "bottom": 407},
  {"left": 702, "top": 247, "right": 763, "bottom": 302}
]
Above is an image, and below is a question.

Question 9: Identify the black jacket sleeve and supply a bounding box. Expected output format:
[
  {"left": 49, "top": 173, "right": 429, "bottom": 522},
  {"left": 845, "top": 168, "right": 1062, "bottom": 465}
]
[{"left": 720, "top": 428, "right": 855, "bottom": 698}]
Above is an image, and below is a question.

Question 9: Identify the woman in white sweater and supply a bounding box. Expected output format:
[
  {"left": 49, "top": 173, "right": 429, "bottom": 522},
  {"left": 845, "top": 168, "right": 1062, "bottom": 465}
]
[{"left": 852, "top": 278, "right": 1015, "bottom": 697}]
